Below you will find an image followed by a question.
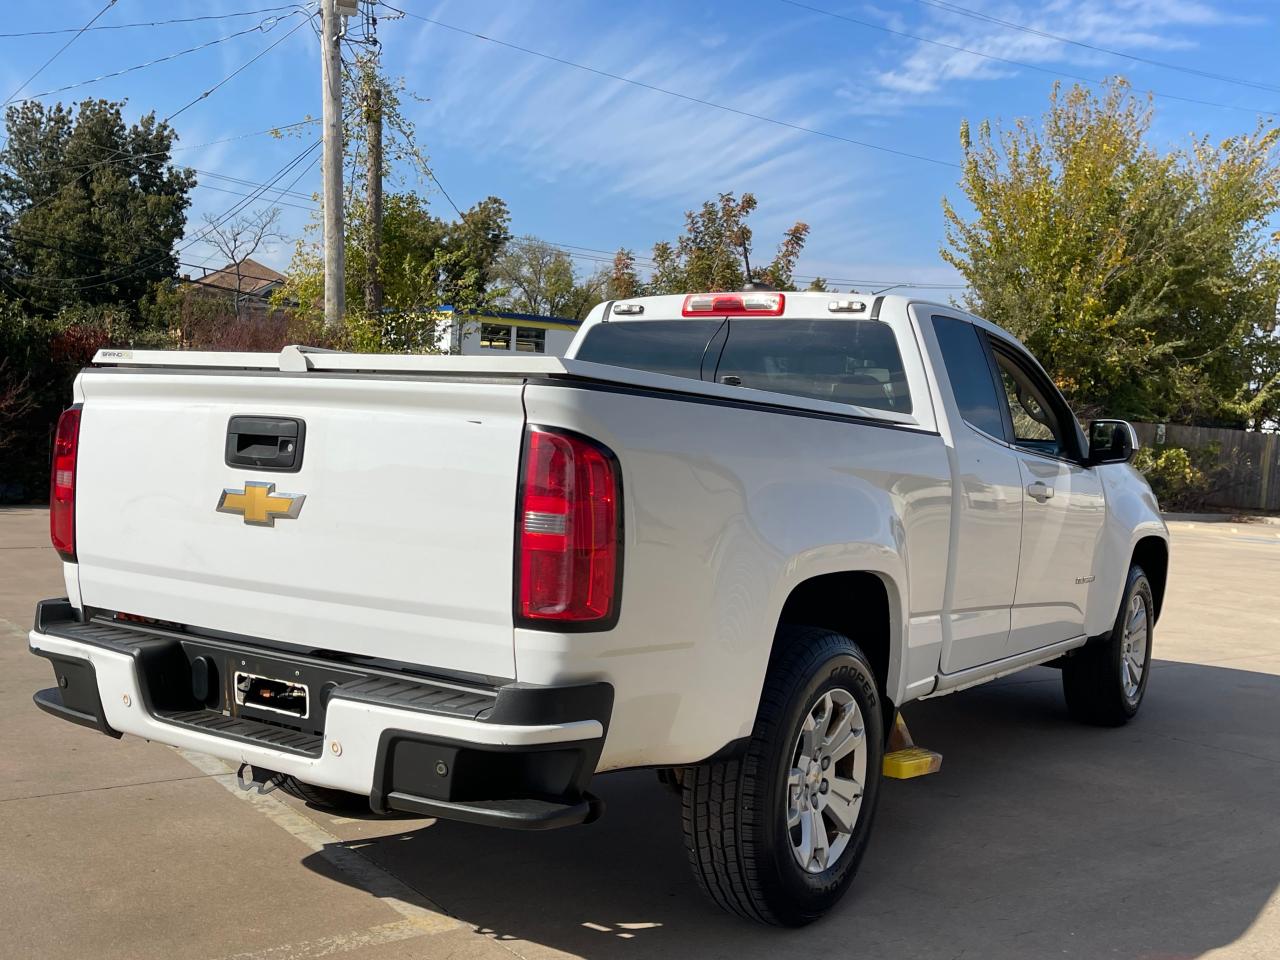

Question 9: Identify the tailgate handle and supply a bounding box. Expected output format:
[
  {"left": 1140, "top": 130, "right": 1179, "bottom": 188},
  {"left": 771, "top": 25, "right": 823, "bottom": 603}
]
[{"left": 225, "top": 416, "right": 305, "bottom": 472}]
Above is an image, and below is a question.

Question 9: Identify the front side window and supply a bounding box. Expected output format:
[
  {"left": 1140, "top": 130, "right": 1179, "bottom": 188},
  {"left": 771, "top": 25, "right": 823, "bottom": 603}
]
[
  {"left": 993, "top": 350, "right": 1064, "bottom": 456},
  {"left": 931, "top": 315, "right": 1005, "bottom": 438},
  {"left": 713, "top": 319, "right": 911, "bottom": 413},
  {"left": 573, "top": 319, "right": 724, "bottom": 380}
]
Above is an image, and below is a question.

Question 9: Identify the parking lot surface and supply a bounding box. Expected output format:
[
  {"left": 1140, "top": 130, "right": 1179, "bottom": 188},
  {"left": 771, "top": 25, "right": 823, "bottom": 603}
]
[{"left": 2, "top": 506, "right": 1278, "bottom": 959}]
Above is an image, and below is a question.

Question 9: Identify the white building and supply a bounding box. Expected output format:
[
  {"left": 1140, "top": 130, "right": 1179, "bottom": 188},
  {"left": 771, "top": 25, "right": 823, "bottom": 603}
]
[{"left": 438, "top": 308, "right": 581, "bottom": 357}]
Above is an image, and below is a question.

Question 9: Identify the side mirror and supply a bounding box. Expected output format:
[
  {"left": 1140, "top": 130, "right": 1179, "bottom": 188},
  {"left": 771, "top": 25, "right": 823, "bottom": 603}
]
[{"left": 1087, "top": 419, "right": 1138, "bottom": 465}]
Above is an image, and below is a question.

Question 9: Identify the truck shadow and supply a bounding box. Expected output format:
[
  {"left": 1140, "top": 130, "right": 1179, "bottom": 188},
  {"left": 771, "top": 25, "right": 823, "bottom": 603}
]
[{"left": 301, "top": 660, "right": 1280, "bottom": 959}]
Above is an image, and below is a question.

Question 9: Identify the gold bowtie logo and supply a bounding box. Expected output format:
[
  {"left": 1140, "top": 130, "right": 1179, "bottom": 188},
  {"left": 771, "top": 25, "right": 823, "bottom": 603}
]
[{"left": 216, "top": 481, "right": 306, "bottom": 527}]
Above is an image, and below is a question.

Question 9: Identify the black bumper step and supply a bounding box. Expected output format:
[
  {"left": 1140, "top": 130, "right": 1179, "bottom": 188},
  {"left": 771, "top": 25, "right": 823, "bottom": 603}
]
[
  {"left": 31, "top": 598, "right": 615, "bottom": 831},
  {"left": 332, "top": 675, "right": 495, "bottom": 719},
  {"left": 383, "top": 792, "right": 602, "bottom": 831},
  {"left": 153, "top": 708, "right": 324, "bottom": 757},
  {"left": 34, "top": 685, "right": 121, "bottom": 738},
  {"left": 32, "top": 599, "right": 506, "bottom": 735}
]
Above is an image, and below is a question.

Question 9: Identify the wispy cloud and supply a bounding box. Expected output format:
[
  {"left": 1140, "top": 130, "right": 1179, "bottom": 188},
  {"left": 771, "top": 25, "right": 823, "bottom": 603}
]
[
  {"left": 846, "top": 0, "right": 1254, "bottom": 104},
  {"left": 390, "top": 0, "right": 939, "bottom": 277}
]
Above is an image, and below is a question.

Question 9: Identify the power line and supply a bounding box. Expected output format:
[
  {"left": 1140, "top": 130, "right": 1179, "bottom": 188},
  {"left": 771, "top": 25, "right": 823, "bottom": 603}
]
[
  {"left": 164, "top": 16, "right": 310, "bottom": 124},
  {"left": 0, "top": 5, "right": 307, "bottom": 39},
  {"left": 780, "top": 0, "right": 1278, "bottom": 118},
  {"left": 173, "top": 118, "right": 321, "bottom": 152},
  {"left": 14, "top": 13, "right": 308, "bottom": 105},
  {"left": 1, "top": 0, "right": 119, "bottom": 109},
  {"left": 178, "top": 140, "right": 324, "bottom": 257},
  {"left": 194, "top": 182, "right": 317, "bottom": 212},
  {"left": 194, "top": 168, "right": 316, "bottom": 203},
  {"left": 378, "top": 3, "right": 961, "bottom": 170},
  {"left": 904, "top": 0, "right": 1280, "bottom": 96},
  {"left": 261, "top": 152, "right": 322, "bottom": 213}
]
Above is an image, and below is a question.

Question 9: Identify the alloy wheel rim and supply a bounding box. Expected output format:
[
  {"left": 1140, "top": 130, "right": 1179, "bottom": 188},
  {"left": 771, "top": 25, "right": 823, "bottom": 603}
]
[
  {"left": 785, "top": 688, "right": 867, "bottom": 874},
  {"left": 1120, "top": 592, "right": 1149, "bottom": 701}
]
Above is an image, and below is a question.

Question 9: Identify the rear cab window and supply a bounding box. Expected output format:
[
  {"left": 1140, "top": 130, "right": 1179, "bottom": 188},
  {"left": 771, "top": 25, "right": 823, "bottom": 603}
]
[
  {"left": 573, "top": 319, "right": 725, "bottom": 380},
  {"left": 573, "top": 316, "right": 911, "bottom": 415},
  {"left": 714, "top": 319, "right": 910, "bottom": 414}
]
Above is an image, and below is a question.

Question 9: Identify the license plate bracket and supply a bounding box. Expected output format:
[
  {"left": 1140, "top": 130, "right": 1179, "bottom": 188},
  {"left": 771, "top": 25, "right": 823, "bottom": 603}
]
[{"left": 234, "top": 671, "right": 310, "bottom": 720}]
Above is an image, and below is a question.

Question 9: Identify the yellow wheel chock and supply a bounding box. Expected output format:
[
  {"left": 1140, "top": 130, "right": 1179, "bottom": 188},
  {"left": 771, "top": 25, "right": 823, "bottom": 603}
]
[{"left": 882, "top": 712, "right": 942, "bottom": 779}]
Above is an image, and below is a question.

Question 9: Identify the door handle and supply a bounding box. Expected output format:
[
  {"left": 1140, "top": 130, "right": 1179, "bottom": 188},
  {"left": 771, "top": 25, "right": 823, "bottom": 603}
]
[
  {"left": 225, "top": 416, "right": 305, "bottom": 472},
  {"left": 1026, "top": 481, "right": 1054, "bottom": 503}
]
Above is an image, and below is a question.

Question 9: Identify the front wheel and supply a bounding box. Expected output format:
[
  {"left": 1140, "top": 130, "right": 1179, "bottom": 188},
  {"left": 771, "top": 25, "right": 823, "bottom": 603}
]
[
  {"left": 681, "top": 626, "right": 885, "bottom": 926},
  {"left": 1062, "top": 564, "right": 1154, "bottom": 725}
]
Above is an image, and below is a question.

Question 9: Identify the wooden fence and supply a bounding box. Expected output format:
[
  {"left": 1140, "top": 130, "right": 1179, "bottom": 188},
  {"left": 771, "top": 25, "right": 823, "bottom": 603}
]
[{"left": 1131, "top": 422, "right": 1280, "bottom": 513}]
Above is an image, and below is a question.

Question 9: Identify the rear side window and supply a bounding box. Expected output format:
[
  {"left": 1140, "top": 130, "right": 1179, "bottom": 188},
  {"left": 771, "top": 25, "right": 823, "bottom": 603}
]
[
  {"left": 931, "top": 315, "right": 1005, "bottom": 439},
  {"left": 713, "top": 319, "right": 911, "bottom": 413},
  {"left": 573, "top": 319, "right": 724, "bottom": 380}
]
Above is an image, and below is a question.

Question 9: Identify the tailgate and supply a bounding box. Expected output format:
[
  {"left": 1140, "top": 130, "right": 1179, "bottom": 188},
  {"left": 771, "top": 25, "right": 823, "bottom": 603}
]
[{"left": 72, "top": 370, "right": 526, "bottom": 680}]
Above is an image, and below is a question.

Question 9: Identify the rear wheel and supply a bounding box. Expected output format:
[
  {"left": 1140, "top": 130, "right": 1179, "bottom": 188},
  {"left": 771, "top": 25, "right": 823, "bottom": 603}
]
[
  {"left": 1062, "top": 564, "right": 1154, "bottom": 725},
  {"left": 681, "top": 625, "right": 884, "bottom": 926},
  {"left": 275, "top": 776, "right": 370, "bottom": 813}
]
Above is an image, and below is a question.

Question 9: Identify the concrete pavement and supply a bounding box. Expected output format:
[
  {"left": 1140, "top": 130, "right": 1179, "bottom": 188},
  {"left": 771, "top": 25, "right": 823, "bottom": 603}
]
[{"left": 2, "top": 505, "right": 1277, "bottom": 959}]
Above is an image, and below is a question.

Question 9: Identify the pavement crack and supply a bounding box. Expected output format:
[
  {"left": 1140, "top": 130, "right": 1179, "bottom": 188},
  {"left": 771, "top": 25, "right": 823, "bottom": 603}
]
[{"left": 0, "top": 771, "right": 217, "bottom": 804}]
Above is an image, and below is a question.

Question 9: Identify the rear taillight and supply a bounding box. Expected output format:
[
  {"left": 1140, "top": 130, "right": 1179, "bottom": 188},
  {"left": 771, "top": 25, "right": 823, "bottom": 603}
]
[
  {"left": 50, "top": 407, "right": 81, "bottom": 561},
  {"left": 517, "top": 427, "right": 621, "bottom": 625}
]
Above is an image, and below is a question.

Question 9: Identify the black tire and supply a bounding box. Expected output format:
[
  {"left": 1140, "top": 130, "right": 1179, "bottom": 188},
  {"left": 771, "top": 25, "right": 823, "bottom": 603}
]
[
  {"left": 681, "top": 626, "right": 885, "bottom": 926},
  {"left": 275, "top": 776, "right": 370, "bottom": 813},
  {"left": 1062, "top": 564, "right": 1154, "bottom": 726}
]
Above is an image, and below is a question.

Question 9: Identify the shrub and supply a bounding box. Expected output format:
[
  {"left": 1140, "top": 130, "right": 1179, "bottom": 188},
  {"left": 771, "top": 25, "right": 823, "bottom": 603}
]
[
  {"left": 0, "top": 304, "right": 175, "bottom": 502},
  {"left": 1133, "top": 444, "right": 1241, "bottom": 511}
]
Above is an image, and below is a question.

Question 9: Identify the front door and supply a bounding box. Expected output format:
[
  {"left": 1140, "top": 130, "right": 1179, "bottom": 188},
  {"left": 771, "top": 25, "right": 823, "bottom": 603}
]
[
  {"left": 928, "top": 315, "right": 1025, "bottom": 673},
  {"left": 989, "top": 343, "right": 1106, "bottom": 655}
]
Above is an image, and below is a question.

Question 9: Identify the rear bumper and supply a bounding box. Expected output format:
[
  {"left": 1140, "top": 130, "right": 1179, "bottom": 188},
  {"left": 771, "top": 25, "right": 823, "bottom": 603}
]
[{"left": 29, "top": 599, "right": 611, "bottom": 830}]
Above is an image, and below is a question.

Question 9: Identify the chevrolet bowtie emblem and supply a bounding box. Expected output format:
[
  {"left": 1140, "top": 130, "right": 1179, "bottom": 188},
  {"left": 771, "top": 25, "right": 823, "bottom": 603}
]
[{"left": 216, "top": 481, "right": 306, "bottom": 527}]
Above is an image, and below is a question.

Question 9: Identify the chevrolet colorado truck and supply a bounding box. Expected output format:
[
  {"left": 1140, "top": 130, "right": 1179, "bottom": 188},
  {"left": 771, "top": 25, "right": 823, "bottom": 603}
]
[{"left": 29, "top": 291, "right": 1168, "bottom": 925}]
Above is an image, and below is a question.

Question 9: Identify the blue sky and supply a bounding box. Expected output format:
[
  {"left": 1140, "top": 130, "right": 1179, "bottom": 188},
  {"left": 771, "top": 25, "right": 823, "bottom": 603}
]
[{"left": 2, "top": 0, "right": 1277, "bottom": 296}]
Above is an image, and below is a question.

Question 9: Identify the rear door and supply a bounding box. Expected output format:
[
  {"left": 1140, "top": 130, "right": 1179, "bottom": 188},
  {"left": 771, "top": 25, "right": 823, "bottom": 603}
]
[
  {"left": 985, "top": 339, "right": 1106, "bottom": 655},
  {"left": 73, "top": 370, "right": 528, "bottom": 679}
]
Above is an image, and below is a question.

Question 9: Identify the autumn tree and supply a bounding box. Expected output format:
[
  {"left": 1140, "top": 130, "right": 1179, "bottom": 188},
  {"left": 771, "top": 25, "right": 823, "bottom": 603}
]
[
  {"left": 644, "top": 192, "right": 810, "bottom": 295},
  {"left": 607, "top": 249, "right": 641, "bottom": 300},
  {"left": 943, "top": 79, "right": 1280, "bottom": 425}
]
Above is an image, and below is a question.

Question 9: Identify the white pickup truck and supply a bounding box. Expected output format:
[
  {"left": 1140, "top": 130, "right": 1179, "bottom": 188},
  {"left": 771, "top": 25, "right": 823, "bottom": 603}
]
[{"left": 30, "top": 290, "right": 1168, "bottom": 925}]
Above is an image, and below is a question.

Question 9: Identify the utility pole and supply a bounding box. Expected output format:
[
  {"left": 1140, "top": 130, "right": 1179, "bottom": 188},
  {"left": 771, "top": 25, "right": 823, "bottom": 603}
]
[
  {"left": 363, "top": 62, "right": 383, "bottom": 319},
  {"left": 320, "top": 0, "right": 350, "bottom": 329}
]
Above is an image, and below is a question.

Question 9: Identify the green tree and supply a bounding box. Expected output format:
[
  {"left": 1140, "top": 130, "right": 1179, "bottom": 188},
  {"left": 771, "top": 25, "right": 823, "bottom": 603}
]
[
  {"left": 495, "top": 237, "right": 605, "bottom": 320},
  {"left": 644, "top": 192, "right": 810, "bottom": 294},
  {"left": 276, "top": 191, "right": 510, "bottom": 352},
  {"left": 943, "top": 80, "right": 1280, "bottom": 424},
  {"left": 0, "top": 99, "right": 194, "bottom": 318}
]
